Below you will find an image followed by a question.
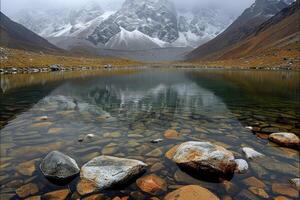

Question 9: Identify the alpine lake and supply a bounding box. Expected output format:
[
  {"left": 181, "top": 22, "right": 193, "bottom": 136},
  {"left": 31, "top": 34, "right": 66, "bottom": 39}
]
[{"left": 0, "top": 68, "right": 299, "bottom": 200}]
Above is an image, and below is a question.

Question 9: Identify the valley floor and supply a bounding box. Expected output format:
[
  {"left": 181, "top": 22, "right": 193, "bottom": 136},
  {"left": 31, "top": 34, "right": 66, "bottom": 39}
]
[
  {"left": 0, "top": 47, "right": 140, "bottom": 69},
  {"left": 1, "top": 44, "right": 299, "bottom": 71}
]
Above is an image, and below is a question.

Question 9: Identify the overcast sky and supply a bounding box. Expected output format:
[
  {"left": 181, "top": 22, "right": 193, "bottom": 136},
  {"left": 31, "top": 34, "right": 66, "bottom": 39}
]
[{"left": 1, "top": 0, "right": 255, "bottom": 17}]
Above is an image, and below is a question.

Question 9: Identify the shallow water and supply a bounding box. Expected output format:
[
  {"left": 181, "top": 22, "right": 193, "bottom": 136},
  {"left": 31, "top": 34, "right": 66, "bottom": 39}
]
[{"left": 0, "top": 69, "right": 299, "bottom": 200}]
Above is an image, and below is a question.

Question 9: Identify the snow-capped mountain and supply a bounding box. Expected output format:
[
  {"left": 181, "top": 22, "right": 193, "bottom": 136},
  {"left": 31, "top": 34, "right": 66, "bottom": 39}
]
[
  {"left": 13, "top": 0, "right": 236, "bottom": 50},
  {"left": 174, "top": 8, "right": 234, "bottom": 47},
  {"left": 14, "top": 1, "right": 109, "bottom": 38}
]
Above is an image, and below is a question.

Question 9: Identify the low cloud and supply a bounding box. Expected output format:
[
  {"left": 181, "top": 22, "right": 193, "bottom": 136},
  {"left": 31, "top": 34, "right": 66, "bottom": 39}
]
[{"left": 1, "top": 0, "right": 255, "bottom": 17}]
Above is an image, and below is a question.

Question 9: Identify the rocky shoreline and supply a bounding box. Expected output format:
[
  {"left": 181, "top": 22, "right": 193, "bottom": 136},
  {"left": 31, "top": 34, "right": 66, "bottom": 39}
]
[
  {"left": 19, "top": 131, "right": 298, "bottom": 200},
  {"left": 1, "top": 64, "right": 299, "bottom": 75},
  {"left": 0, "top": 64, "right": 117, "bottom": 75}
]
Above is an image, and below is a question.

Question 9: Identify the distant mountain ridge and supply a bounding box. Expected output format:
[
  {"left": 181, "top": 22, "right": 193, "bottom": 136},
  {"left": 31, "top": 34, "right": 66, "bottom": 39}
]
[
  {"left": 0, "top": 12, "right": 60, "bottom": 52},
  {"left": 13, "top": 0, "right": 235, "bottom": 51},
  {"left": 186, "top": 0, "right": 295, "bottom": 60}
]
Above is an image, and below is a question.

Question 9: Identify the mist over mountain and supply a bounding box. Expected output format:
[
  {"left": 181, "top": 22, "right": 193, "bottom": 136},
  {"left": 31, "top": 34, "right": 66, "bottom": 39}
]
[
  {"left": 9, "top": 0, "right": 245, "bottom": 52},
  {"left": 0, "top": 12, "right": 61, "bottom": 52},
  {"left": 2, "top": 0, "right": 295, "bottom": 62}
]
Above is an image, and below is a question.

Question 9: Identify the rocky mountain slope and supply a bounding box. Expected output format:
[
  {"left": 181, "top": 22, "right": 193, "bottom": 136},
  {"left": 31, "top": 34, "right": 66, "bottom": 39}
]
[
  {"left": 13, "top": 0, "right": 235, "bottom": 51},
  {"left": 0, "top": 12, "right": 60, "bottom": 52},
  {"left": 186, "top": 0, "right": 295, "bottom": 60},
  {"left": 186, "top": 0, "right": 300, "bottom": 69},
  {"left": 217, "top": 0, "right": 300, "bottom": 60}
]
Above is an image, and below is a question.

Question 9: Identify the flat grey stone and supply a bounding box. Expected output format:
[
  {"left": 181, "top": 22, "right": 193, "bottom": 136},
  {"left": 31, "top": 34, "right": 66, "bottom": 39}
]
[{"left": 80, "top": 156, "right": 147, "bottom": 189}]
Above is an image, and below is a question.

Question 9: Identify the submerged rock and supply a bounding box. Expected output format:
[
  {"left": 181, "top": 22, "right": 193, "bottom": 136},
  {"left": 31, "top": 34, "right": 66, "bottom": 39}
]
[
  {"left": 234, "top": 159, "right": 248, "bottom": 174},
  {"left": 222, "top": 180, "right": 238, "bottom": 194},
  {"left": 171, "top": 141, "right": 236, "bottom": 175},
  {"left": 146, "top": 148, "right": 163, "bottom": 157},
  {"left": 236, "top": 189, "right": 260, "bottom": 200},
  {"left": 16, "top": 159, "right": 37, "bottom": 176},
  {"left": 164, "top": 130, "right": 180, "bottom": 139},
  {"left": 25, "top": 196, "right": 41, "bottom": 200},
  {"left": 136, "top": 174, "right": 167, "bottom": 195},
  {"left": 48, "top": 128, "right": 63, "bottom": 135},
  {"left": 80, "top": 156, "right": 147, "bottom": 189},
  {"left": 43, "top": 189, "right": 70, "bottom": 200},
  {"left": 81, "top": 194, "right": 105, "bottom": 200},
  {"left": 150, "top": 163, "right": 164, "bottom": 172},
  {"left": 76, "top": 179, "right": 98, "bottom": 195},
  {"left": 272, "top": 183, "right": 299, "bottom": 198},
  {"left": 255, "top": 157, "right": 299, "bottom": 176},
  {"left": 248, "top": 187, "right": 269, "bottom": 199},
  {"left": 165, "top": 145, "right": 180, "bottom": 160},
  {"left": 31, "top": 122, "right": 53, "bottom": 128},
  {"left": 164, "top": 185, "right": 220, "bottom": 200},
  {"left": 102, "top": 143, "right": 119, "bottom": 155},
  {"left": 242, "top": 147, "right": 264, "bottom": 159},
  {"left": 269, "top": 132, "right": 300, "bottom": 148},
  {"left": 40, "top": 151, "right": 80, "bottom": 180},
  {"left": 243, "top": 177, "right": 266, "bottom": 189},
  {"left": 16, "top": 183, "right": 39, "bottom": 198}
]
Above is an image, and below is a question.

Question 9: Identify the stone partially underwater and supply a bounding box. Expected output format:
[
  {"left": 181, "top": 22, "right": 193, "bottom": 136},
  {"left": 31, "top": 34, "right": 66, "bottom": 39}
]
[
  {"left": 80, "top": 156, "right": 148, "bottom": 190},
  {"left": 167, "top": 141, "right": 238, "bottom": 181},
  {"left": 40, "top": 151, "right": 80, "bottom": 180}
]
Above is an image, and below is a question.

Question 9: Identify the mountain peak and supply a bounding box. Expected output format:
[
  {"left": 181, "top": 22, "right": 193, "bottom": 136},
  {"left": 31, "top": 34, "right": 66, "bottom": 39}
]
[
  {"left": 13, "top": 0, "right": 236, "bottom": 50},
  {"left": 246, "top": 0, "right": 289, "bottom": 18}
]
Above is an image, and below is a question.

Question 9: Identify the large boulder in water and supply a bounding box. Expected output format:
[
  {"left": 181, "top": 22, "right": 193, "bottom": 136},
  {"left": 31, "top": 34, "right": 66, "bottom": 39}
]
[
  {"left": 40, "top": 151, "right": 80, "bottom": 180},
  {"left": 170, "top": 141, "right": 236, "bottom": 175},
  {"left": 269, "top": 132, "right": 300, "bottom": 148},
  {"left": 80, "top": 156, "right": 147, "bottom": 189}
]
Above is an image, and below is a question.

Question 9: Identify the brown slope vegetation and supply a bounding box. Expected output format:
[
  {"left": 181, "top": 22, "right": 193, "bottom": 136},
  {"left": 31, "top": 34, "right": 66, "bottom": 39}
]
[
  {"left": 186, "top": 0, "right": 290, "bottom": 60},
  {"left": 185, "top": 1, "right": 300, "bottom": 68},
  {"left": 183, "top": 42, "right": 300, "bottom": 69},
  {"left": 0, "top": 47, "right": 139, "bottom": 68},
  {"left": 0, "top": 12, "right": 61, "bottom": 53},
  {"left": 218, "top": 1, "right": 300, "bottom": 60}
]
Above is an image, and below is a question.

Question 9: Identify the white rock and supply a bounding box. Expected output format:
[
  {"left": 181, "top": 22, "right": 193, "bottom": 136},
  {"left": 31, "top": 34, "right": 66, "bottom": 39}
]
[
  {"left": 245, "top": 126, "right": 253, "bottom": 130},
  {"left": 172, "top": 141, "right": 236, "bottom": 175},
  {"left": 80, "top": 156, "right": 147, "bottom": 189},
  {"left": 38, "top": 116, "right": 48, "bottom": 121},
  {"left": 234, "top": 159, "right": 248, "bottom": 173},
  {"left": 269, "top": 132, "right": 300, "bottom": 147},
  {"left": 151, "top": 139, "right": 163, "bottom": 143},
  {"left": 242, "top": 147, "right": 264, "bottom": 159},
  {"left": 85, "top": 134, "right": 95, "bottom": 139}
]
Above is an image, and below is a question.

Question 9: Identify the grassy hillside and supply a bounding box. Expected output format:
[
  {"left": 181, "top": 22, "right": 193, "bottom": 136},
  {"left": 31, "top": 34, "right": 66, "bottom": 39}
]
[
  {"left": 184, "top": 42, "right": 300, "bottom": 69},
  {"left": 185, "top": 1, "right": 300, "bottom": 69},
  {"left": 0, "top": 47, "right": 139, "bottom": 68},
  {"left": 0, "top": 12, "right": 61, "bottom": 53}
]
